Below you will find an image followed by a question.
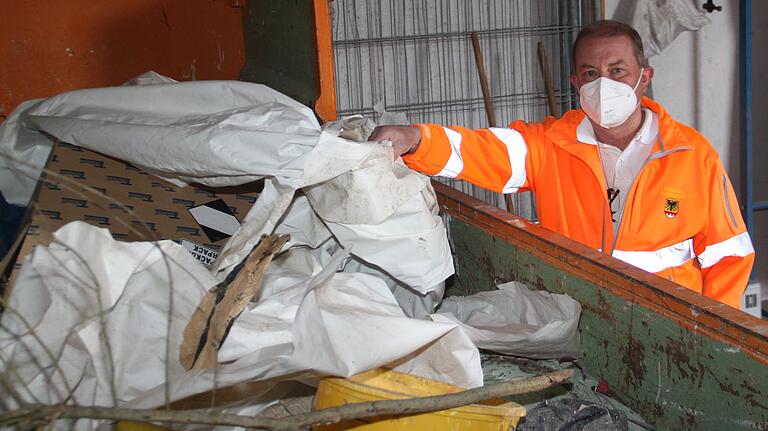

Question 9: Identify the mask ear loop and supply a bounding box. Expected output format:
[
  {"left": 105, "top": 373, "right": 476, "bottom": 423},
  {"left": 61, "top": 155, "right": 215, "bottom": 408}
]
[
  {"left": 626, "top": 67, "right": 645, "bottom": 116},
  {"left": 625, "top": 67, "right": 645, "bottom": 111},
  {"left": 632, "top": 67, "right": 645, "bottom": 92}
]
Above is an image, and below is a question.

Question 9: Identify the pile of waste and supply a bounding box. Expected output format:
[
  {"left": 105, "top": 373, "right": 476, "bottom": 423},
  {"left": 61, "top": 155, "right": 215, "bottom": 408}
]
[{"left": 0, "top": 73, "right": 611, "bottom": 429}]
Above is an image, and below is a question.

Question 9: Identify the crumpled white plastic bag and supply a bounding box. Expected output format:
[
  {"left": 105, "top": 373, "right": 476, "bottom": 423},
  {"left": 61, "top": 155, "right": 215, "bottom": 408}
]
[
  {"left": 303, "top": 149, "right": 429, "bottom": 226},
  {"left": 0, "top": 72, "right": 454, "bottom": 294},
  {"left": 324, "top": 188, "right": 452, "bottom": 292},
  {"left": 0, "top": 222, "right": 215, "bottom": 410},
  {"left": 0, "top": 75, "right": 467, "bottom": 421},
  {"left": 0, "top": 98, "right": 49, "bottom": 206},
  {"left": 435, "top": 281, "right": 581, "bottom": 359},
  {"left": 0, "top": 73, "right": 318, "bottom": 204},
  {"left": 616, "top": 0, "right": 711, "bottom": 57},
  {"left": 26, "top": 84, "right": 322, "bottom": 187},
  {"left": 210, "top": 130, "right": 453, "bottom": 293},
  {"left": 0, "top": 222, "right": 481, "bottom": 415}
]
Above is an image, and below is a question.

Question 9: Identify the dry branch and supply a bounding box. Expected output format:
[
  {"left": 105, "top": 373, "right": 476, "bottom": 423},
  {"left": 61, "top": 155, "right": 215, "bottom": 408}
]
[{"left": 0, "top": 369, "right": 572, "bottom": 430}]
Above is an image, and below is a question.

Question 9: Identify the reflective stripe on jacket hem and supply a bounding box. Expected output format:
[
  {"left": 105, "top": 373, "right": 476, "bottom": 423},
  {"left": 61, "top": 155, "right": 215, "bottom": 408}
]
[
  {"left": 612, "top": 239, "right": 694, "bottom": 273},
  {"left": 489, "top": 127, "right": 527, "bottom": 193},
  {"left": 436, "top": 127, "right": 463, "bottom": 178},
  {"left": 697, "top": 232, "right": 754, "bottom": 269}
]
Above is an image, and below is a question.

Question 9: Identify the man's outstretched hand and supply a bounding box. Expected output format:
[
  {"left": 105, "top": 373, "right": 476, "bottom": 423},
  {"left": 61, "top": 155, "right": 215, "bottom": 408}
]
[{"left": 369, "top": 125, "right": 422, "bottom": 159}]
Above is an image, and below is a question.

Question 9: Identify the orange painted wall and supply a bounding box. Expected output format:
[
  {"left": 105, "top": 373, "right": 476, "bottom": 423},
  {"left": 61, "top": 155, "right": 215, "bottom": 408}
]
[{"left": 0, "top": 0, "right": 246, "bottom": 120}]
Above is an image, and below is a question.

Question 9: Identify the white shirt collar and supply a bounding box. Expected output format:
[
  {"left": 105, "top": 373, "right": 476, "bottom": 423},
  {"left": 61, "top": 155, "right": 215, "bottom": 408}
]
[{"left": 576, "top": 108, "right": 658, "bottom": 147}]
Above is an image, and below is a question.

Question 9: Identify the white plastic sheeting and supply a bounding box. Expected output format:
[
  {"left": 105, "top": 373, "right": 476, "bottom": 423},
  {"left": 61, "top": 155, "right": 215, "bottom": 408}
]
[
  {"left": 615, "top": 0, "right": 711, "bottom": 57},
  {"left": 0, "top": 72, "right": 180, "bottom": 206},
  {"left": 436, "top": 281, "right": 581, "bottom": 359},
  {"left": 0, "top": 73, "right": 454, "bottom": 293},
  {"left": 0, "top": 75, "right": 581, "bottom": 424},
  {"left": 0, "top": 75, "right": 471, "bottom": 416},
  {"left": 0, "top": 222, "right": 480, "bottom": 414},
  {"left": 0, "top": 98, "right": 49, "bottom": 206}
]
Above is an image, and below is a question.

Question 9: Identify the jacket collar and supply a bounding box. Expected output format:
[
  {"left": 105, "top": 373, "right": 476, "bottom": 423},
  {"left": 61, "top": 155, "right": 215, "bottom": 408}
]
[
  {"left": 545, "top": 97, "right": 692, "bottom": 155},
  {"left": 542, "top": 97, "right": 691, "bottom": 189},
  {"left": 576, "top": 108, "right": 657, "bottom": 147}
]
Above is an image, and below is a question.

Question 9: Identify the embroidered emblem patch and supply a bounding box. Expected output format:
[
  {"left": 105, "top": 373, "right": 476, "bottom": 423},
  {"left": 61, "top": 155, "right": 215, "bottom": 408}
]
[{"left": 664, "top": 198, "right": 679, "bottom": 218}]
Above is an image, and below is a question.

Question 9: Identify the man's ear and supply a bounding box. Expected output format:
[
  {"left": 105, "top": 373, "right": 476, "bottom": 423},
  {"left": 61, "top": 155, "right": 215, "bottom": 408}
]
[
  {"left": 569, "top": 74, "right": 579, "bottom": 91},
  {"left": 641, "top": 67, "right": 654, "bottom": 90}
]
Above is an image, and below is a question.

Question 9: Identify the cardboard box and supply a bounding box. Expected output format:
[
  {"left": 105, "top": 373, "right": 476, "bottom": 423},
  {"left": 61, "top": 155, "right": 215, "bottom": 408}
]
[{"left": 7, "top": 141, "right": 261, "bottom": 291}]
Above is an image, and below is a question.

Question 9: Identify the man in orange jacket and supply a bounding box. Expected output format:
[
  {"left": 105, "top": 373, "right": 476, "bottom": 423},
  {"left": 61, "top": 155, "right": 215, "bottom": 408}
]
[{"left": 370, "top": 20, "right": 754, "bottom": 309}]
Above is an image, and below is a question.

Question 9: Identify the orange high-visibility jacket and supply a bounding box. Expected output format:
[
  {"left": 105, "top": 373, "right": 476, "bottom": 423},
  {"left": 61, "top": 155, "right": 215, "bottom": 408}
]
[{"left": 403, "top": 97, "right": 755, "bottom": 308}]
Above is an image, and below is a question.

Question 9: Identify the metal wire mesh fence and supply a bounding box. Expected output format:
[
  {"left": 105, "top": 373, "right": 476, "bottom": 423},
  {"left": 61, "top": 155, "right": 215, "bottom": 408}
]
[{"left": 330, "top": 0, "right": 590, "bottom": 220}]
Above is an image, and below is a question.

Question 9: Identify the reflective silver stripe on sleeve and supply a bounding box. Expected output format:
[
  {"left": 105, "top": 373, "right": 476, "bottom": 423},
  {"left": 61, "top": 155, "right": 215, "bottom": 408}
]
[
  {"left": 697, "top": 232, "right": 754, "bottom": 269},
  {"left": 612, "top": 239, "right": 694, "bottom": 273},
  {"left": 722, "top": 174, "right": 738, "bottom": 228},
  {"left": 435, "top": 127, "right": 464, "bottom": 178},
  {"left": 489, "top": 127, "right": 528, "bottom": 193}
]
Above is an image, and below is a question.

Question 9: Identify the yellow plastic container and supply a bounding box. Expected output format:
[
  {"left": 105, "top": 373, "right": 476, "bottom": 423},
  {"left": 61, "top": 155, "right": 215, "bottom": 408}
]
[
  {"left": 313, "top": 368, "right": 526, "bottom": 430},
  {"left": 115, "top": 421, "right": 170, "bottom": 431}
]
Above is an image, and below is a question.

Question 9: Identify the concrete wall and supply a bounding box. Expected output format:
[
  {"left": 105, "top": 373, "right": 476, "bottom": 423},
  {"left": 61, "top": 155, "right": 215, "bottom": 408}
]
[{"left": 605, "top": 0, "right": 767, "bottom": 303}]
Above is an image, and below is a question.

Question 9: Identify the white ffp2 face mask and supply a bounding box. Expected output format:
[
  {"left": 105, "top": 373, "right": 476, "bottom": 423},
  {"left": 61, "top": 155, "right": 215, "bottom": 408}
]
[{"left": 579, "top": 69, "right": 644, "bottom": 128}]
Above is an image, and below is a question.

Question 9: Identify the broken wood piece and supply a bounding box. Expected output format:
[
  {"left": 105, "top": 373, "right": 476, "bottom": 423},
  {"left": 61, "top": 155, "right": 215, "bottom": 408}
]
[{"left": 180, "top": 234, "right": 290, "bottom": 370}]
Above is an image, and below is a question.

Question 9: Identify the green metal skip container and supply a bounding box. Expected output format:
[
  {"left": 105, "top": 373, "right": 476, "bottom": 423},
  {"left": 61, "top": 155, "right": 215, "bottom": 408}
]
[{"left": 434, "top": 182, "right": 768, "bottom": 431}]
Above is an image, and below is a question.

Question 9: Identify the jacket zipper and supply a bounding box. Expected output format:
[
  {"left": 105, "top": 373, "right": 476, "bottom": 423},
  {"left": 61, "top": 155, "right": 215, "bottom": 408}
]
[
  {"left": 596, "top": 146, "right": 607, "bottom": 253},
  {"left": 601, "top": 198, "right": 607, "bottom": 253},
  {"left": 609, "top": 146, "right": 691, "bottom": 254}
]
